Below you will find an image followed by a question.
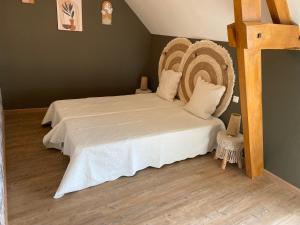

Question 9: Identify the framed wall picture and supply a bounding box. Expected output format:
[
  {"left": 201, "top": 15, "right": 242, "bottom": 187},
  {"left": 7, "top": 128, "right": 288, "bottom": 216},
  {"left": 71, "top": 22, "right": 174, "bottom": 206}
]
[
  {"left": 101, "top": 1, "right": 113, "bottom": 25},
  {"left": 56, "top": 0, "right": 83, "bottom": 32},
  {"left": 21, "top": 0, "right": 35, "bottom": 3}
]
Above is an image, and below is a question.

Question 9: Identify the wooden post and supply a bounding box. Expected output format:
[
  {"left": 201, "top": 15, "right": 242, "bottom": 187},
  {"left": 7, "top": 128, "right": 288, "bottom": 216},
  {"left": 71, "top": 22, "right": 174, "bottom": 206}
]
[
  {"left": 229, "top": 0, "right": 300, "bottom": 178},
  {"left": 233, "top": 0, "right": 264, "bottom": 178},
  {"left": 236, "top": 48, "right": 264, "bottom": 177}
]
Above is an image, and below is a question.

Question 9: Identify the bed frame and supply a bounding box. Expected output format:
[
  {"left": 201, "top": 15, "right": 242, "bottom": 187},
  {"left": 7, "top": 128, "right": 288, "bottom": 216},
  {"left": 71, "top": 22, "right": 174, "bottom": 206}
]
[{"left": 227, "top": 0, "right": 299, "bottom": 178}]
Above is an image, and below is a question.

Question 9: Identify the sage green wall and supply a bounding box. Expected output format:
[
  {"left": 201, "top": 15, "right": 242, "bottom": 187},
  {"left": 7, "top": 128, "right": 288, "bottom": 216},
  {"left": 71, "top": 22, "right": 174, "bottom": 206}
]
[
  {"left": 0, "top": 0, "right": 151, "bottom": 109},
  {"left": 263, "top": 50, "right": 300, "bottom": 188},
  {"left": 147, "top": 34, "right": 300, "bottom": 188}
]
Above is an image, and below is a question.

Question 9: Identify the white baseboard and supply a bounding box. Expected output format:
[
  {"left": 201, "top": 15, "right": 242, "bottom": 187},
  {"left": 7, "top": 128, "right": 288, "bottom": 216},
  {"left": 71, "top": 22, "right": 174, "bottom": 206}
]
[{"left": 264, "top": 169, "right": 300, "bottom": 193}]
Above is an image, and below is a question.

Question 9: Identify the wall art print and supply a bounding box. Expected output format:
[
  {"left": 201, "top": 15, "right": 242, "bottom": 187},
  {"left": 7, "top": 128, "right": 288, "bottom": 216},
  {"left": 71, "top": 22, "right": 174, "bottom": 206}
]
[
  {"left": 57, "top": 0, "right": 83, "bottom": 32},
  {"left": 21, "top": 0, "right": 35, "bottom": 4},
  {"left": 101, "top": 0, "right": 113, "bottom": 25}
]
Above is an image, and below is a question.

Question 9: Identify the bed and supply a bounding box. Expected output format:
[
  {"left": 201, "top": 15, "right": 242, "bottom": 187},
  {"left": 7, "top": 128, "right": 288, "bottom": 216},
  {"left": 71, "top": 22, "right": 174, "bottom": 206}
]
[
  {"left": 44, "top": 94, "right": 225, "bottom": 198},
  {"left": 43, "top": 38, "right": 235, "bottom": 198}
]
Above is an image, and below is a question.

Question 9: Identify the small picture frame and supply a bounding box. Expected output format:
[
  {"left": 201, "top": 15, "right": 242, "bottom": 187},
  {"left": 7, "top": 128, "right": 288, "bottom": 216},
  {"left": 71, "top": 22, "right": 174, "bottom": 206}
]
[
  {"left": 101, "top": 1, "right": 113, "bottom": 25},
  {"left": 56, "top": 0, "right": 83, "bottom": 32},
  {"left": 21, "top": 0, "right": 35, "bottom": 4}
]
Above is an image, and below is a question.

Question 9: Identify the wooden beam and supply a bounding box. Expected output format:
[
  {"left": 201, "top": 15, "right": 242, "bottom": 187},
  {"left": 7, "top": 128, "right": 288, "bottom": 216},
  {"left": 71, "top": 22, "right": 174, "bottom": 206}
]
[
  {"left": 230, "top": 0, "right": 298, "bottom": 179},
  {"left": 236, "top": 48, "right": 264, "bottom": 177},
  {"left": 240, "top": 22, "right": 300, "bottom": 49},
  {"left": 234, "top": 0, "right": 261, "bottom": 24},
  {"left": 233, "top": 0, "right": 262, "bottom": 49},
  {"left": 227, "top": 23, "right": 237, "bottom": 47},
  {"left": 266, "top": 0, "right": 293, "bottom": 24},
  {"left": 232, "top": 0, "right": 264, "bottom": 178}
]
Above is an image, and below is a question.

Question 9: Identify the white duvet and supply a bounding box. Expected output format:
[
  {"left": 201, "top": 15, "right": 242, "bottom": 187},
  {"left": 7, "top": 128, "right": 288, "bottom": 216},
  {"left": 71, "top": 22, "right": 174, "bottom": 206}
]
[
  {"left": 43, "top": 94, "right": 225, "bottom": 198},
  {"left": 42, "top": 94, "right": 182, "bottom": 127}
]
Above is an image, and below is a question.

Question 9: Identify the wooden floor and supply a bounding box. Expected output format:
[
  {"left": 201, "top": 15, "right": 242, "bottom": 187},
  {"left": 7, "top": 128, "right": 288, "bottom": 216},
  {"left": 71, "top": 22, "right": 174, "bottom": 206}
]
[{"left": 4, "top": 110, "right": 300, "bottom": 225}]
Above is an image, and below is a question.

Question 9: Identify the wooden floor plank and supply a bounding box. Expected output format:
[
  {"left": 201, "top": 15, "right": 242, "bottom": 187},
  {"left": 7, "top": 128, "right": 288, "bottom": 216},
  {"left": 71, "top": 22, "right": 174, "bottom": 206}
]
[{"left": 4, "top": 110, "right": 300, "bottom": 225}]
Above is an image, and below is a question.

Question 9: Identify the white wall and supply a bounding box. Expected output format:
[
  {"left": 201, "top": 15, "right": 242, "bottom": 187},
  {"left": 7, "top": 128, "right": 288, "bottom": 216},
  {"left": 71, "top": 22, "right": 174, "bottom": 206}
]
[
  {"left": 125, "top": 0, "right": 300, "bottom": 41},
  {"left": 288, "top": 0, "right": 300, "bottom": 24}
]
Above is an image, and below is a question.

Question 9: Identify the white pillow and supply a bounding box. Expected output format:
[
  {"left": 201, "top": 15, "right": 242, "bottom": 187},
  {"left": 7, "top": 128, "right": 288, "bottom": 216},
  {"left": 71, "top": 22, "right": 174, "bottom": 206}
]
[
  {"left": 156, "top": 69, "right": 182, "bottom": 101},
  {"left": 184, "top": 79, "right": 226, "bottom": 119}
]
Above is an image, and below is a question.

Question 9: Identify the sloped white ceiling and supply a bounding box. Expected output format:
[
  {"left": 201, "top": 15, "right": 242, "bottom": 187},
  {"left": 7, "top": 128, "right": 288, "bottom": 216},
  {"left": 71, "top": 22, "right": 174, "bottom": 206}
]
[
  {"left": 288, "top": 0, "right": 300, "bottom": 24},
  {"left": 125, "top": 0, "right": 299, "bottom": 42}
]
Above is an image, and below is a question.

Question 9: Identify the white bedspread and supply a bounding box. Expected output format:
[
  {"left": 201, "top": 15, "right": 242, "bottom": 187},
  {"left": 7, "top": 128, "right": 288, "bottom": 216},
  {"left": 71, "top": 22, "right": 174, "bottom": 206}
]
[
  {"left": 42, "top": 94, "right": 183, "bottom": 127},
  {"left": 43, "top": 94, "right": 225, "bottom": 198}
]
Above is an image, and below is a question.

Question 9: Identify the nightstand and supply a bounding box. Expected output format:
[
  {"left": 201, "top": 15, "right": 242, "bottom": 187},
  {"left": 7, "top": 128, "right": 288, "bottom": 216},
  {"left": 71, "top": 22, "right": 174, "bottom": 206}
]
[
  {"left": 135, "top": 89, "right": 152, "bottom": 94},
  {"left": 214, "top": 130, "right": 244, "bottom": 170}
]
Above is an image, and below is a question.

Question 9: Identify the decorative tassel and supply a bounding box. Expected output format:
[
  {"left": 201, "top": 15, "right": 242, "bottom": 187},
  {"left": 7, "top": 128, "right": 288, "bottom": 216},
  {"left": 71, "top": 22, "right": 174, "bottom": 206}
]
[{"left": 216, "top": 146, "right": 243, "bottom": 164}]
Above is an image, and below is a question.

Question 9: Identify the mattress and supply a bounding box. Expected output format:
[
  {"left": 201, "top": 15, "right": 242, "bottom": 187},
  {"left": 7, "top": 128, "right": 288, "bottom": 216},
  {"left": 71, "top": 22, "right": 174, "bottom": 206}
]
[
  {"left": 43, "top": 94, "right": 225, "bottom": 198},
  {"left": 42, "top": 94, "right": 183, "bottom": 127}
]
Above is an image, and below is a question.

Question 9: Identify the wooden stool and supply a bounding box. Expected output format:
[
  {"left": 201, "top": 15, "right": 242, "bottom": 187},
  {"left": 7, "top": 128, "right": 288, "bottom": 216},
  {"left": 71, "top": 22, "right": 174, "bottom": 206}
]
[{"left": 214, "top": 130, "right": 244, "bottom": 170}]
